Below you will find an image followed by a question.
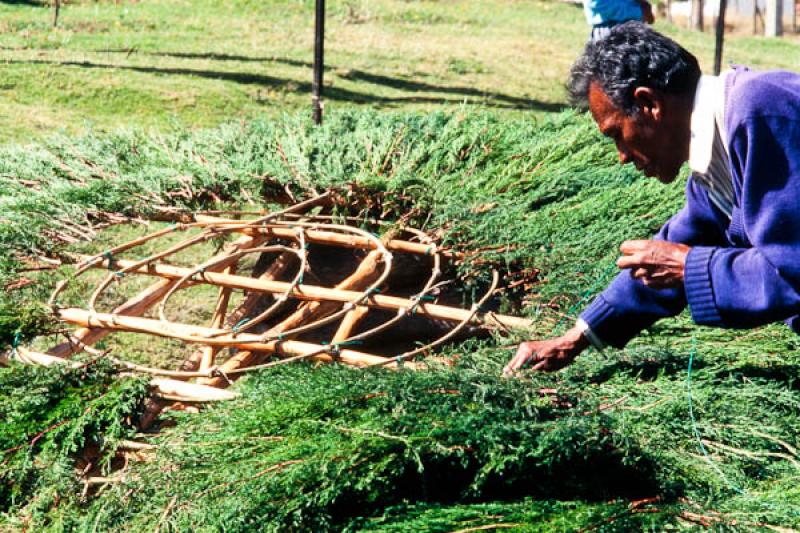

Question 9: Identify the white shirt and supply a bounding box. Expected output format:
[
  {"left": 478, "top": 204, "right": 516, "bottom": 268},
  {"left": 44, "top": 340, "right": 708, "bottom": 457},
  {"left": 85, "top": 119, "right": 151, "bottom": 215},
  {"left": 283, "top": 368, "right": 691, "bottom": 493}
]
[{"left": 688, "top": 72, "right": 735, "bottom": 219}]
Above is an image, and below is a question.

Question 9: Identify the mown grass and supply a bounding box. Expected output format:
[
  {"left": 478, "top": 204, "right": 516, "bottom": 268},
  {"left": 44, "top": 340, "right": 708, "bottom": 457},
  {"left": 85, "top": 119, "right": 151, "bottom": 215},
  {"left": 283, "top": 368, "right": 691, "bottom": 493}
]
[{"left": 2, "top": 0, "right": 800, "bottom": 143}]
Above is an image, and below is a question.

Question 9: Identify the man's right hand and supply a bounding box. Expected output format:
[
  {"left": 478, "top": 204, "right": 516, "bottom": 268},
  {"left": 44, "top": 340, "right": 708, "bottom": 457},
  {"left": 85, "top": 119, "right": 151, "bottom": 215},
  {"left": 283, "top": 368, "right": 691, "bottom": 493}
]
[{"left": 502, "top": 325, "right": 590, "bottom": 376}]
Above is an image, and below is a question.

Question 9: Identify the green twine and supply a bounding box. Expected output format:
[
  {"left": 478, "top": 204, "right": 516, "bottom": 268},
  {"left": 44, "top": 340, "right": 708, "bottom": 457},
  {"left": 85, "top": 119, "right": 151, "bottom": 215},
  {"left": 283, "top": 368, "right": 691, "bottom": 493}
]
[
  {"left": 103, "top": 251, "right": 115, "bottom": 270},
  {"left": 10, "top": 330, "right": 21, "bottom": 357},
  {"left": 322, "top": 340, "right": 363, "bottom": 348},
  {"left": 554, "top": 261, "right": 618, "bottom": 330},
  {"left": 687, "top": 333, "right": 745, "bottom": 495},
  {"left": 232, "top": 319, "right": 249, "bottom": 334}
]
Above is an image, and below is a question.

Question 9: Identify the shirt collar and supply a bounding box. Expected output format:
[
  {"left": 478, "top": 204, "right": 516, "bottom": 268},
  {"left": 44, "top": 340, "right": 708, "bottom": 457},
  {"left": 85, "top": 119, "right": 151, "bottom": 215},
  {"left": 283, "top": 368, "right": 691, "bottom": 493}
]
[{"left": 688, "top": 73, "right": 727, "bottom": 174}]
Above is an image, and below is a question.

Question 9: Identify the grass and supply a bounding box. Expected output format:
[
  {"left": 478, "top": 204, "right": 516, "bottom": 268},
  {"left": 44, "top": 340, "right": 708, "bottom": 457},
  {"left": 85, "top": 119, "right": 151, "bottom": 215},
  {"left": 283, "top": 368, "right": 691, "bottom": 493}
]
[
  {"left": 1, "top": 0, "right": 799, "bottom": 143},
  {"left": 3, "top": 0, "right": 800, "bottom": 530}
]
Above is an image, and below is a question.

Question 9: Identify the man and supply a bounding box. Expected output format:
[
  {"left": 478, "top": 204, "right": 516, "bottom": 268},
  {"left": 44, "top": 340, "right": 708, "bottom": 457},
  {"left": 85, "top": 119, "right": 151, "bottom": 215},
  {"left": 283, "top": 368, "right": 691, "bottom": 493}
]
[
  {"left": 583, "top": 0, "right": 654, "bottom": 41},
  {"left": 504, "top": 22, "right": 800, "bottom": 375}
]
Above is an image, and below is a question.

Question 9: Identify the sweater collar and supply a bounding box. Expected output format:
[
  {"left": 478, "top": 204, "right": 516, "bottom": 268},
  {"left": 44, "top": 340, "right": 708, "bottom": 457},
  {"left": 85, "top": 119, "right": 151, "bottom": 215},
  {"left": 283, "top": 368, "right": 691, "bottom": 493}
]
[{"left": 689, "top": 72, "right": 731, "bottom": 174}]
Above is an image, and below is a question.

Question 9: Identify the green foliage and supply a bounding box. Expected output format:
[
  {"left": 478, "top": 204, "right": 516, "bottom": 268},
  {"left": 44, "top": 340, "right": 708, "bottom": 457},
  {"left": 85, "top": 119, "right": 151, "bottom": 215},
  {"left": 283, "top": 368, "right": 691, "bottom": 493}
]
[
  {"left": 2, "top": 110, "right": 800, "bottom": 530},
  {"left": 19, "top": 351, "right": 800, "bottom": 531},
  {"left": 0, "top": 361, "right": 149, "bottom": 520}
]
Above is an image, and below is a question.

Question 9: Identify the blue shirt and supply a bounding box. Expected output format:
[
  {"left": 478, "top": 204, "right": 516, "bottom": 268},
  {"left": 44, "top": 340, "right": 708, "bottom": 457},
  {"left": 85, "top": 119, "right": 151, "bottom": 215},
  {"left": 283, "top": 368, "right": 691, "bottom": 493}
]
[
  {"left": 580, "top": 67, "right": 800, "bottom": 347},
  {"left": 583, "top": 0, "right": 643, "bottom": 26}
]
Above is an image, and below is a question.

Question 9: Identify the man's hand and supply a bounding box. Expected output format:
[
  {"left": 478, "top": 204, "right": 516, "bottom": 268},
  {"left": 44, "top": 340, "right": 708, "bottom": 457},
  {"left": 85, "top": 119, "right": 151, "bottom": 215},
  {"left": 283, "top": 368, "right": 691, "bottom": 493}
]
[
  {"left": 503, "top": 325, "right": 590, "bottom": 376},
  {"left": 617, "top": 240, "right": 690, "bottom": 289}
]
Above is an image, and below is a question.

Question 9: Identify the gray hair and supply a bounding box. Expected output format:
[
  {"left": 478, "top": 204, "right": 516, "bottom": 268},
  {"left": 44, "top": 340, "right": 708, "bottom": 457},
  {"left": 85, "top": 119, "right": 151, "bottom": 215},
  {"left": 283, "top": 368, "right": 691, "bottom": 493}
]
[{"left": 568, "top": 21, "right": 701, "bottom": 115}]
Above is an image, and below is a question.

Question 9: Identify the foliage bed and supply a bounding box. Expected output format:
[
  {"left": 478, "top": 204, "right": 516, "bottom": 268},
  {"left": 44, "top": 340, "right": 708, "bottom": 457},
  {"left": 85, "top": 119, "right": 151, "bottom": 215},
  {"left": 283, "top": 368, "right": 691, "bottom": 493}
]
[{"left": 2, "top": 110, "right": 800, "bottom": 531}]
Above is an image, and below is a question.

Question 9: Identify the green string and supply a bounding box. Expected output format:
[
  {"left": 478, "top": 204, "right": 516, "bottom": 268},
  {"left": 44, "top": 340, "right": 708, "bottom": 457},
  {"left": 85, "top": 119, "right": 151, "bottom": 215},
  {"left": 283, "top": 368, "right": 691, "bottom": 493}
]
[
  {"left": 10, "top": 330, "right": 21, "bottom": 358},
  {"left": 322, "top": 340, "right": 363, "bottom": 348},
  {"left": 103, "top": 251, "right": 115, "bottom": 270},
  {"left": 554, "top": 261, "right": 618, "bottom": 330},
  {"left": 231, "top": 319, "right": 249, "bottom": 334},
  {"left": 686, "top": 334, "right": 745, "bottom": 494}
]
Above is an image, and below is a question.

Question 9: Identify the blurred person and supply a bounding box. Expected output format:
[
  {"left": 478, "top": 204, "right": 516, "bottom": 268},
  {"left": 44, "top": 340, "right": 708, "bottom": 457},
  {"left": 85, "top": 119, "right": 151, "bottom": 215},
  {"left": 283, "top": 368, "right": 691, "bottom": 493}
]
[{"left": 583, "top": 0, "right": 654, "bottom": 41}]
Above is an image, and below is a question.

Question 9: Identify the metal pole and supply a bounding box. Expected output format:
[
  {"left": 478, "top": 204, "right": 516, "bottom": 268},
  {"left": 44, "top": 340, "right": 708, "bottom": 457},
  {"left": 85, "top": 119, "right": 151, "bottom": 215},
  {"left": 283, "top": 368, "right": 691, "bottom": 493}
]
[
  {"left": 714, "top": 0, "right": 727, "bottom": 75},
  {"left": 312, "top": 0, "right": 325, "bottom": 125}
]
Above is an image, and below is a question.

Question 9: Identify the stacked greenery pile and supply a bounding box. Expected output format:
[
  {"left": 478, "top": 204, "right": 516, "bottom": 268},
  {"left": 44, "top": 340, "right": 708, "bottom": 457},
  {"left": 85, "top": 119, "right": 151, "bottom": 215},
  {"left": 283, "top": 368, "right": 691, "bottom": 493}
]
[{"left": 3, "top": 110, "right": 800, "bottom": 531}]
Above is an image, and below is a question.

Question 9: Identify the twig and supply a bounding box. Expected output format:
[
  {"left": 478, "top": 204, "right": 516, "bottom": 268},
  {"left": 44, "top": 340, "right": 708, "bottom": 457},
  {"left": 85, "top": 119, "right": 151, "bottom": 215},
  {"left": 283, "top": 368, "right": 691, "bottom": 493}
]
[
  {"left": 153, "top": 495, "right": 178, "bottom": 533},
  {"left": 449, "top": 524, "right": 522, "bottom": 533}
]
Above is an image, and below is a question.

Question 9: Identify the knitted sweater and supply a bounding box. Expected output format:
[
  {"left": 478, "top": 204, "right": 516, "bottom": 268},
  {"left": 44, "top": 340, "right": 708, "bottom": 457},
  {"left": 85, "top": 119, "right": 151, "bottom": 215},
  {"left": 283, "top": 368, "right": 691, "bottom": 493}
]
[{"left": 580, "top": 67, "right": 800, "bottom": 347}]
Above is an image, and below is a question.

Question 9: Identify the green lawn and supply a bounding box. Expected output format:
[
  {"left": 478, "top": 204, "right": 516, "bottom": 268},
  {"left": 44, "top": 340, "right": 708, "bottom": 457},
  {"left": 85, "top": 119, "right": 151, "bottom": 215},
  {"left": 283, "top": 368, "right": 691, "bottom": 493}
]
[{"left": 2, "top": 0, "right": 800, "bottom": 143}]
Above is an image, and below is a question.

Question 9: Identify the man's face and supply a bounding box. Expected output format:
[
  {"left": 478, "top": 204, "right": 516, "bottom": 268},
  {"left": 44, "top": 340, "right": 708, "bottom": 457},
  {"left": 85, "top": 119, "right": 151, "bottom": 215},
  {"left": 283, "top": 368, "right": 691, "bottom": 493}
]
[{"left": 587, "top": 82, "right": 686, "bottom": 184}]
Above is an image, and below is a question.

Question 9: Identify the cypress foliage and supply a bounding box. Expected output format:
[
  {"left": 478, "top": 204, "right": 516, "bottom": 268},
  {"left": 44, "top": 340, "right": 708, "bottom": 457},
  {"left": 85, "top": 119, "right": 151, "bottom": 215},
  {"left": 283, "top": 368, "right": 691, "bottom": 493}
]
[{"left": 1, "top": 110, "right": 799, "bottom": 530}]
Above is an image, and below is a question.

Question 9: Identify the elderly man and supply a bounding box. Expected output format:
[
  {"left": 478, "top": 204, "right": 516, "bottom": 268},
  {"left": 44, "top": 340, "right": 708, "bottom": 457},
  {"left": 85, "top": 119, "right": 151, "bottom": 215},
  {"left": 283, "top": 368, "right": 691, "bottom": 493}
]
[{"left": 505, "top": 22, "right": 800, "bottom": 375}]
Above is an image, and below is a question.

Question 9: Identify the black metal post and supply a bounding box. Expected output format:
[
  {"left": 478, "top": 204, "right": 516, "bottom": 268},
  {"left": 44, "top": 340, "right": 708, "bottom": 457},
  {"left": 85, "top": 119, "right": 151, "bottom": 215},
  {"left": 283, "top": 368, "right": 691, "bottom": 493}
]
[
  {"left": 312, "top": 0, "right": 325, "bottom": 125},
  {"left": 714, "top": 0, "right": 727, "bottom": 75}
]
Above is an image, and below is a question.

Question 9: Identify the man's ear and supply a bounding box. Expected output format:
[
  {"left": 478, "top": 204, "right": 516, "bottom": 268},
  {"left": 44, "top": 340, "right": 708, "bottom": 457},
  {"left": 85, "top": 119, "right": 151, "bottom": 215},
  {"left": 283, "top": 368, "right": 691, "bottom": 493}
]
[{"left": 632, "top": 87, "right": 663, "bottom": 122}]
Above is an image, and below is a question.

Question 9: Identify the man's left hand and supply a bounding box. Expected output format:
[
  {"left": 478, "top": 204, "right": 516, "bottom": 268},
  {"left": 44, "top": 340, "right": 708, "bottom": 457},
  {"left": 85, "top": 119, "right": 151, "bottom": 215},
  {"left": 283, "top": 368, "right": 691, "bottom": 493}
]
[{"left": 617, "top": 240, "right": 690, "bottom": 289}]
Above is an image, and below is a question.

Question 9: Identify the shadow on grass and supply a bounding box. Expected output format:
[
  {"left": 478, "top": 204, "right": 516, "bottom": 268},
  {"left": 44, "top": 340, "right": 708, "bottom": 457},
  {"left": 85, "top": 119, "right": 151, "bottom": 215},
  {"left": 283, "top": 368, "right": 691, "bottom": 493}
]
[
  {"left": 0, "top": 0, "right": 45, "bottom": 5},
  {"left": 15, "top": 51, "right": 566, "bottom": 112}
]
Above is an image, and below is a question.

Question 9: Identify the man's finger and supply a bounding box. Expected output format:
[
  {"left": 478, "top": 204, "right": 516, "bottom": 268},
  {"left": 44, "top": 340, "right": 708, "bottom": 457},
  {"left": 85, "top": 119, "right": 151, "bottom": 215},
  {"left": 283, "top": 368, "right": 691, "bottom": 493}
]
[
  {"left": 617, "top": 254, "right": 650, "bottom": 269},
  {"left": 505, "top": 344, "right": 539, "bottom": 374},
  {"left": 620, "top": 240, "right": 651, "bottom": 254},
  {"left": 531, "top": 359, "right": 549, "bottom": 372}
]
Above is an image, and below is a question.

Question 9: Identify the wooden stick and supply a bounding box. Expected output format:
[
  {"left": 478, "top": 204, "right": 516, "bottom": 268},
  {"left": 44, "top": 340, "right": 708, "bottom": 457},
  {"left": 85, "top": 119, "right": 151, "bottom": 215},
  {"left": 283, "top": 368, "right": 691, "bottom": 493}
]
[
  {"left": 56, "top": 308, "right": 400, "bottom": 368},
  {"left": 332, "top": 305, "right": 370, "bottom": 343},
  {"left": 83, "top": 256, "right": 532, "bottom": 330},
  {"left": 50, "top": 234, "right": 262, "bottom": 358},
  {"left": 195, "top": 215, "right": 459, "bottom": 258},
  {"left": 198, "top": 250, "right": 384, "bottom": 387},
  {"left": 199, "top": 264, "right": 236, "bottom": 372},
  {"left": 3, "top": 348, "right": 239, "bottom": 402},
  {"left": 178, "top": 251, "right": 296, "bottom": 375},
  {"left": 2, "top": 347, "right": 81, "bottom": 367},
  {"left": 151, "top": 378, "right": 238, "bottom": 402},
  {"left": 48, "top": 279, "right": 177, "bottom": 358}
]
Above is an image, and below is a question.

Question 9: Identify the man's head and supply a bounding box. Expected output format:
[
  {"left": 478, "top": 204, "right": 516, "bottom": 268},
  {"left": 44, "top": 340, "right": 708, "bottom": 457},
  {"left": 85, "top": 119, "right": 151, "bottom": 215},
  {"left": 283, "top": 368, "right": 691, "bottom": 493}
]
[{"left": 568, "top": 22, "right": 701, "bottom": 183}]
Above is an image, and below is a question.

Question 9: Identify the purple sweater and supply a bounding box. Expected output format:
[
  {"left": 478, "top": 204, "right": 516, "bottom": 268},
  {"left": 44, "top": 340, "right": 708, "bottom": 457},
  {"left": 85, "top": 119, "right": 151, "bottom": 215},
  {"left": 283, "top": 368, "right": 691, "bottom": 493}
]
[{"left": 580, "top": 67, "right": 800, "bottom": 348}]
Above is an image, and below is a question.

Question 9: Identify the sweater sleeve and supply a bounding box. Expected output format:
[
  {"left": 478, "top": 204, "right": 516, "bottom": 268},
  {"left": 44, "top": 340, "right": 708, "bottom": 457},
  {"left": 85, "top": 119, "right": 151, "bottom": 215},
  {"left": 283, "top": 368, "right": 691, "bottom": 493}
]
[
  {"left": 579, "top": 177, "right": 729, "bottom": 348},
  {"left": 684, "top": 115, "right": 800, "bottom": 328}
]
